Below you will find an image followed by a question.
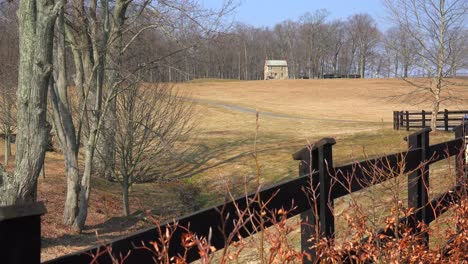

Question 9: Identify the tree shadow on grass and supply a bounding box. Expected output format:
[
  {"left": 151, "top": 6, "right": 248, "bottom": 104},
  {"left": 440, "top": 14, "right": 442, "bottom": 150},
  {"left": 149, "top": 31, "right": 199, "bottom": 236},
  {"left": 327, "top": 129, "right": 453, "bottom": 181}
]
[
  {"left": 42, "top": 211, "right": 150, "bottom": 250},
  {"left": 42, "top": 134, "right": 302, "bottom": 253},
  {"left": 156, "top": 135, "right": 302, "bottom": 181}
]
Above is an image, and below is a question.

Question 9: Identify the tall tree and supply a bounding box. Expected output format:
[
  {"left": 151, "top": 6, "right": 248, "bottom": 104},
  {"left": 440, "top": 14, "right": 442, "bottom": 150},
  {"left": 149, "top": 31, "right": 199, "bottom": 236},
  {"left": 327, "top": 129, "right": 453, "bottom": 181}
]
[
  {"left": 0, "top": 0, "right": 65, "bottom": 205},
  {"left": 384, "top": 26, "right": 418, "bottom": 77},
  {"left": 384, "top": 0, "right": 467, "bottom": 130},
  {"left": 108, "top": 83, "right": 193, "bottom": 216},
  {"left": 51, "top": 0, "right": 139, "bottom": 231},
  {"left": 300, "top": 10, "right": 329, "bottom": 78},
  {"left": 347, "top": 14, "right": 380, "bottom": 78},
  {"left": 50, "top": 0, "right": 236, "bottom": 232}
]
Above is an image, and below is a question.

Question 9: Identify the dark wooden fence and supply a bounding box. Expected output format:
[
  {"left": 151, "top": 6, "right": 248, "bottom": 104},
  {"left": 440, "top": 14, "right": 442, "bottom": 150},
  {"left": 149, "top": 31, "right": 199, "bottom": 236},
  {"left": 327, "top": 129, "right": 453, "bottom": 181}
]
[
  {"left": 0, "top": 202, "right": 46, "bottom": 264},
  {"left": 323, "top": 74, "right": 361, "bottom": 79},
  {"left": 1, "top": 123, "right": 467, "bottom": 264},
  {"left": 393, "top": 109, "right": 468, "bottom": 131}
]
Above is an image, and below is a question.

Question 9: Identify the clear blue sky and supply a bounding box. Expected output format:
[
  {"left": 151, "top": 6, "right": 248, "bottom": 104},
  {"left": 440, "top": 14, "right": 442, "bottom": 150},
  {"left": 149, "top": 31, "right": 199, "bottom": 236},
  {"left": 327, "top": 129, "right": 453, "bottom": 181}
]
[{"left": 202, "top": 0, "right": 389, "bottom": 30}]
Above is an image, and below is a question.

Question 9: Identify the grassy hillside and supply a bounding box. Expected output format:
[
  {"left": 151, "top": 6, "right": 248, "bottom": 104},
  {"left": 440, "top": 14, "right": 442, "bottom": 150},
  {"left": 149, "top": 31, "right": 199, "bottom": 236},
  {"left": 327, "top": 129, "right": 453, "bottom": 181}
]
[
  {"left": 7, "top": 78, "right": 465, "bottom": 261},
  {"left": 179, "top": 78, "right": 468, "bottom": 121}
]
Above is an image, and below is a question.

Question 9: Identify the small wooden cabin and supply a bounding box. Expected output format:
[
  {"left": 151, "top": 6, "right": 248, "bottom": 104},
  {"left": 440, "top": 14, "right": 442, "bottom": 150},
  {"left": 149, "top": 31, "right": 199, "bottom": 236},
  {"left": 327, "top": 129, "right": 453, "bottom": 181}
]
[{"left": 264, "top": 60, "right": 288, "bottom": 80}]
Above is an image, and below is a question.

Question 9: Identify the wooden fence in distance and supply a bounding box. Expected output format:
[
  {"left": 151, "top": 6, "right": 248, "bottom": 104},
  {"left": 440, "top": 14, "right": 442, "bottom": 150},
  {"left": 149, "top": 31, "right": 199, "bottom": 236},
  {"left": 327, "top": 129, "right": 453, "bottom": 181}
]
[
  {"left": 1, "top": 123, "right": 467, "bottom": 264},
  {"left": 393, "top": 109, "right": 468, "bottom": 131}
]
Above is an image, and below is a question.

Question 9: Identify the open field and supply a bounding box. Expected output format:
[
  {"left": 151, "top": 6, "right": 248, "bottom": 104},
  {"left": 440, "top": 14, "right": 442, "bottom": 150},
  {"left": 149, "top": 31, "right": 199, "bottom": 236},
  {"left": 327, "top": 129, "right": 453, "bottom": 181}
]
[
  {"left": 179, "top": 78, "right": 468, "bottom": 121},
  {"left": 4, "top": 78, "right": 466, "bottom": 261}
]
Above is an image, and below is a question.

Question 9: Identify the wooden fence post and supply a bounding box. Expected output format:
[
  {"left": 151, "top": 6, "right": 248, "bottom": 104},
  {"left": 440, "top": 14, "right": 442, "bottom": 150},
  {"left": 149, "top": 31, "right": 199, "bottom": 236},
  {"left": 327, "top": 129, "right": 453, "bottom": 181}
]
[
  {"left": 444, "top": 109, "right": 449, "bottom": 131},
  {"left": 394, "top": 111, "right": 400, "bottom": 130},
  {"left": 405, "top": 128, "right": 431, "bottom": 246},
  {"left": 397, "top": 111, "right": 401, "bottom": 130},
  {"left": 400, "top": 111, "right": 404, "bottom": 128},
  {"left": 406, "top": 111, "right": 410, "bottom": 131},
  {"left": 454, "top": 121, "right": 468, "bottom": 185},
  {"left": 0, "top": 202, "right": 46, "bottom": 264},
  {"left": 293, "top": 138, "right": 336, "bottom": 263},
  {"left": 422, "top": 110, "right": 426, "bottom": 128}
]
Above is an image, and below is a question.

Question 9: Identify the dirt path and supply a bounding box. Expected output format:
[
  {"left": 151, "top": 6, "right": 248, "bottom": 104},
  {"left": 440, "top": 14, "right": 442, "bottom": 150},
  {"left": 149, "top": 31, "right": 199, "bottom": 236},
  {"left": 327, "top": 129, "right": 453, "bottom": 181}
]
[{"left": 192, "top": 98, "right": 383, "bottom": 124}]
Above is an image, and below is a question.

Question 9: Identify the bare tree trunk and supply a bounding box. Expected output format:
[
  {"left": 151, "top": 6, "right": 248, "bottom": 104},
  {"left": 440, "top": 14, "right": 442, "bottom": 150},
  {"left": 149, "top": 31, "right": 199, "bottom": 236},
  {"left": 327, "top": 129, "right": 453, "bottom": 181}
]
[
  {"left": 4, "top": 133, "right": 9, "bottom": 165},
  {"left": 3, "top": 138, "right": 7, "bottom": 166},
  {"left": 63, "top": 152, "right": 80, "bottom": 223},
  {"left": 168, "top": 65, "right": 172, "bottom": 82},
  {"left": 71, "top": 0, "right": 105, "bottom": 232},
  {"left": 95, "top": 110, "right": 115, "bottom": 180},
  {"left": 56, "top": 0, "right": 128, "bottom": 231},
  {"left": 431, "top": 96, "right": 440, "bottom": 131},
  {"left": 394, "top": 55, "right": 399, "bottom": 77},
  {"left": 403, "top": 63, "right": 408, "bottom": 78},
  {"left": 0, "top": 0, "right": 63, "bottom": 206},
  {"left": 430, "top": 0, "right": 446, "bottom": 131},
  {"left": 6, "top": 134, "right": 11, "bottom": 158},
  {"left": 73, "top": 112, "right": 99, "bottom": 231},
  {"left": 49, "top": 8, "right": 82, "bottom": 225},
  {"left": 359, "top": 54, "right": 366, "bottom": 78},
  {"left": 122, "top": 180, "right": 130, "bottom": 216},
  {"left": 94, "top": 0, "right": 127, "bottom": 182},
  {"left": 244, "top": 42, "right": 248, "bottom": 80}
]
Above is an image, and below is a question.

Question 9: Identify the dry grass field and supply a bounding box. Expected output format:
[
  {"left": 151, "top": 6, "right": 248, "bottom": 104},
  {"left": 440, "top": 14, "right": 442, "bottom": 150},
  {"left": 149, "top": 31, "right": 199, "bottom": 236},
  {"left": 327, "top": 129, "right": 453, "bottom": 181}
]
[
  {"left": 180, "top": 78, "right": 468, "bottom": 121},
  {"left": 177, "top": 78, "right": 467, "bottom": 200},
  {"left": 4, "top": 78, "right": 466, "bottom": 261}
]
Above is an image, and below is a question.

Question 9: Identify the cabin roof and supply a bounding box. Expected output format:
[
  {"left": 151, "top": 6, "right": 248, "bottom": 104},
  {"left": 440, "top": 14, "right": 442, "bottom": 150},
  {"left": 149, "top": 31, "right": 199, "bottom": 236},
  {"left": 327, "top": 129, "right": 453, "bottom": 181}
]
[{"left": 265, "top": 60, "right": 287, "bottom": 66}]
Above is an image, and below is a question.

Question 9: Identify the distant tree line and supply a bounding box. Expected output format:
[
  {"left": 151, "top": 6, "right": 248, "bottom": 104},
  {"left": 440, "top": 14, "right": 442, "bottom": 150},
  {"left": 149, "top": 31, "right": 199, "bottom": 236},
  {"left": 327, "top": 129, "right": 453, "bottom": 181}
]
[
  {"left": 129, "top": 10, "right": 467, "bottom": 81},
  {"left": 1, "top": 6, "right": 466, "bottom": 83}
]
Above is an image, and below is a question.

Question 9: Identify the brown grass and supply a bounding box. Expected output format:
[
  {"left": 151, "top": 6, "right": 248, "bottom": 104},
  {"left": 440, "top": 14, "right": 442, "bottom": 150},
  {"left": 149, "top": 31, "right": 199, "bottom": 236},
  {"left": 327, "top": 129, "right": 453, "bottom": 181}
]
[
  {"left": 3, "top": 78, "right": 466, "bottom": 261},
  {"left": 179, "top": 78, "right": 468, "bottom": 121}
]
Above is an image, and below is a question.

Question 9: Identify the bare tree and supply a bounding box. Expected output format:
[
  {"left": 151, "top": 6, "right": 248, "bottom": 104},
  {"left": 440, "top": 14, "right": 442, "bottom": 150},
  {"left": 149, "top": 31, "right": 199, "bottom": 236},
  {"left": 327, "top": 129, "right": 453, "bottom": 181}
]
[
  {"left": 384, "top": 0, "right": 467, "bottom": 130},
  {"left": 325, "top": 20, "right": 346, "bottom": 75},
  {"left": 383, "top": 26, "right": 419, "bottom": 78},
  {"left": 48, "top": 0, "right": 236, "bottom": 232},
  {"left": 300, "top": 10, "right": 329, "bottom": 78},
  {"left": 347, "top": 14, "right": 380, "bottom": 78},
  {"left": 106, "top": 83, "right": 193, "bottom": 216},
  {"left": 447, "top": 28, "right": 468, "bottom": 76},
  {"left": 51, "top": 0, "right": 149, "bottom": 231}
]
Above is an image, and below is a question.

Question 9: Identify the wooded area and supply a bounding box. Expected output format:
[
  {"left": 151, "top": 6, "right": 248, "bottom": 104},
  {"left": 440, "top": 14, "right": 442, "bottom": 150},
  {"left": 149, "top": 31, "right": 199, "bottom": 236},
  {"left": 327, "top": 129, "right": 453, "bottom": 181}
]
[
  {"left": 0, "top": 0, "right": 466, "bottom": 260},
  {"left": 1, "top": 2, "right": 466, "bottom": 83}
]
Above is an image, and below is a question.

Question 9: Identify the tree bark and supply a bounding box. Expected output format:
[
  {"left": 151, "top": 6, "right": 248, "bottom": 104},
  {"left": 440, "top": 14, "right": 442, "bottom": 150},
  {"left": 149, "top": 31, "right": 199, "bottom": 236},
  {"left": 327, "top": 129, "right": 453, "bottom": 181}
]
[
  {"left": 359, "top": 54, "right": 366, "bottom": 78},
  {"left": 394, "top": 54, "right": 399, "bottom": 77},
  {"left": 0, "top": 0, "right": 63, "bottom": 206},
  {"left": 431, "top": 97, "right": 440, "bottom": 131},
  {"left": 95, "top": 110, "right": 115, "bottom": 180},
  {"left": 73, "top": 109, "right": 99, "bottom": 232},
  {"left": 49, "top": 8, "right": 82, "bottom": 225},
  {"left": 54, "top": 0, "right": 130, "bottom": 232},
  {"left": 6, "top": 134, "right": 11, "bottom": 158},
  {"left": 95, "top": 0, "right": 128, "bottom": 182},
  {"left": 122, "top": 180, "right": 130, "bottom": 216},
  {"left": 4, "top": 133, "right": 10, "bottom": 166},
  {"left": 430, "top": 0, "right": 445, "bottom": 131}
]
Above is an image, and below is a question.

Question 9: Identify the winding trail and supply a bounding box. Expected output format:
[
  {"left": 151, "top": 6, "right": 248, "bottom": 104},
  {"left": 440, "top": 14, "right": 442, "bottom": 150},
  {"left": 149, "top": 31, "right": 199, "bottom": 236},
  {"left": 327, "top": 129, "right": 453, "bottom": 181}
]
[{"left": 191, "top": 98, "right": 383, "bottom": 124}]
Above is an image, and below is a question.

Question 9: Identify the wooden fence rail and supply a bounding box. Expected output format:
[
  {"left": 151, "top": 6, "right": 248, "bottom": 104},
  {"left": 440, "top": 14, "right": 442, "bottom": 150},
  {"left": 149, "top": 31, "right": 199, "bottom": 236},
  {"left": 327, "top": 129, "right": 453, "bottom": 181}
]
[
  {"left": 393, "top": 109, "right": 468, "bottom": 131},
  {"left": 1, "top": 122, "right": 467, "bottom": 264}
]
